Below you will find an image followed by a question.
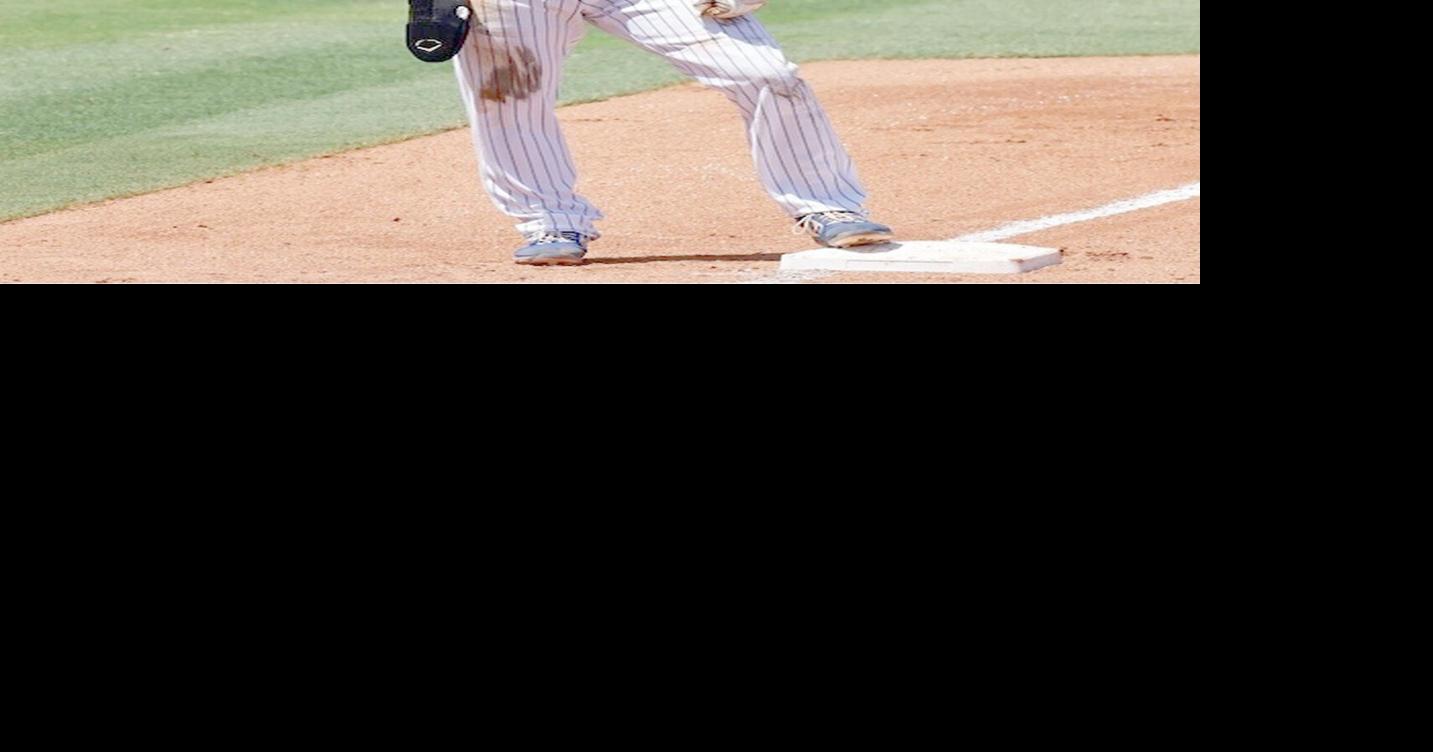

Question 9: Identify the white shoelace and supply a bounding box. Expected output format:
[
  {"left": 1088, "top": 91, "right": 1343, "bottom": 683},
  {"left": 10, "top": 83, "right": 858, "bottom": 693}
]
[
  {"left": 795, "top": 211, "right": 867, "bottom": 235},
  {"left": 528, "top": 232, "right": 581, "bottom": 245}
]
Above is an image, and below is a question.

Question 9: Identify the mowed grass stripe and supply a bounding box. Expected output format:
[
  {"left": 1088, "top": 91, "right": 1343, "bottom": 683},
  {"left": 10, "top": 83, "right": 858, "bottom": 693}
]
[
  {"left": 3, "top": 39, "right": 431, "bottom": 159},
  {"left": 0, "top": 79, "right": 473, "bottom": 220},
  {"left": 0, "top": 0, "right": 382, "bottom": 49},
  {"left": 0, "top": 21, "right": 403, "bottom": 100},
  {"left": 763, "top": 0, "right": 1201, "bottom": 60}
]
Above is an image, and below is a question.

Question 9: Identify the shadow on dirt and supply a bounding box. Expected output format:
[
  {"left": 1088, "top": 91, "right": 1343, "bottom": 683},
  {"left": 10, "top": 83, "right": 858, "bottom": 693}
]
[{"left": 584, "top": 253, "right": 787, "bottom": 265}]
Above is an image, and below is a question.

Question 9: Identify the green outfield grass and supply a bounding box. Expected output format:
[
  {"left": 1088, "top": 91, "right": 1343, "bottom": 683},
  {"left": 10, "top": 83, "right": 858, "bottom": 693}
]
[{"left": 0, "top": 0, "right": 1201, "bottom": 221}]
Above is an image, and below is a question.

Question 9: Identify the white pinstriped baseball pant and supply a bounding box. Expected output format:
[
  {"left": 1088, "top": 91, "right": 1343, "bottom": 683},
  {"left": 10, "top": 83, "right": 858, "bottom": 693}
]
[{"left": 454, "top": 0, "right": 869, "bottom": 239}]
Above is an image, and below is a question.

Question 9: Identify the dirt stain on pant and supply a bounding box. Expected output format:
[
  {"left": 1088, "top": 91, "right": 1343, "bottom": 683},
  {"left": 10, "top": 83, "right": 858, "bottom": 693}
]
[
  {"left": 480, "top": 44, "right": 542, "bottom": 102},
  {"left": 470, "top": 2, "right": 543, "bottom": 102}
]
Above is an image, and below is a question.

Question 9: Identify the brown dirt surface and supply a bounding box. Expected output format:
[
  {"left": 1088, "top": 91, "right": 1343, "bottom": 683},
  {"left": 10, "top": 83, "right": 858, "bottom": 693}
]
[{"left": 0, "top": 56, "right": 1200, "bottom": 284}]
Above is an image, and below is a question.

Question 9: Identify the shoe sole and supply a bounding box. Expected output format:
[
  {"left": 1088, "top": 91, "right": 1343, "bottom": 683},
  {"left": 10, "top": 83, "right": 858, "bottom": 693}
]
[
  {"left": 514, "top": 255, "right": 587, "bottom": 266},
  {"left": 827, "top": 231, "right": 895, "bottom": 249}
]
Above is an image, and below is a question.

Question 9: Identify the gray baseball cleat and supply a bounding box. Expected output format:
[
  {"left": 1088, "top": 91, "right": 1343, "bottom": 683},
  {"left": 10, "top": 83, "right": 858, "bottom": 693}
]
[
  {"left": 514, "top": 231, "right": 590, "bottom": 266},
  {"left": 797, "top": 211, "right": 894, "bottom": 248}
]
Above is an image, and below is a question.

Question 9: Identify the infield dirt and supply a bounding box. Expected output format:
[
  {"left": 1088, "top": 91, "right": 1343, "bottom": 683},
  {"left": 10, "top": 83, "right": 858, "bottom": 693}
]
[{"left": 0, "top": 56, "right": 1200, "bottom": 283}]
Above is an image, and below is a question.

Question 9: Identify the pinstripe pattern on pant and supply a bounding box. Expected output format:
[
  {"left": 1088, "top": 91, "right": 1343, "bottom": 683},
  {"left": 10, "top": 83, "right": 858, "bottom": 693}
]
[{"left": 454, "top": 0, "right": 868, "bottom": 239}]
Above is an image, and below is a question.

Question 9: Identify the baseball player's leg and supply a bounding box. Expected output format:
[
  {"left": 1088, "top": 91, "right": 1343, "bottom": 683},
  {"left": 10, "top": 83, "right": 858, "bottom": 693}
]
[
  {"left": 454, "top": 0, "right": 603, "bottom": 240},
  {"left": 584, "top": 0, "right": 868, "bottom": 218}
]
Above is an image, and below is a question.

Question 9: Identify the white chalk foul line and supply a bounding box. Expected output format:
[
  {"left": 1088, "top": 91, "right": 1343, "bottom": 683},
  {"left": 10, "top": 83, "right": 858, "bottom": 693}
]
[{"left": 952, "top": 182, "right": 1201, "bottom": 243}]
